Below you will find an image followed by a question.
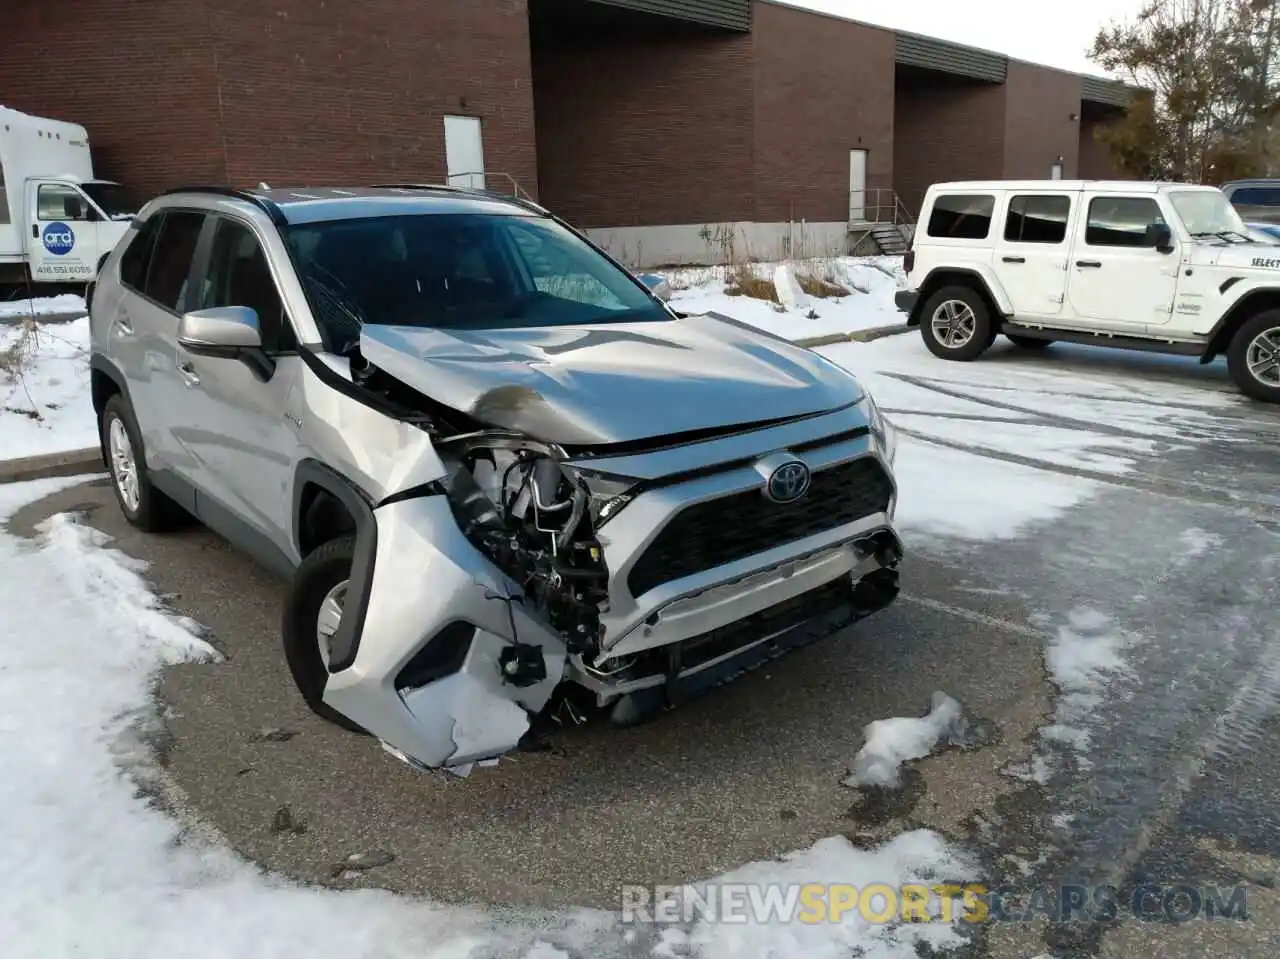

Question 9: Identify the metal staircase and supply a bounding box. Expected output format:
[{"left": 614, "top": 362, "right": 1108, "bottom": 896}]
[{"left": 848, "top": 189, "right": 914, "bottom": 256}]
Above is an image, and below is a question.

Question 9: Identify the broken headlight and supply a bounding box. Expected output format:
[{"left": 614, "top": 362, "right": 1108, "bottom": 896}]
[{"left": 563, "top": 468, "right": 638, "bottom": 527}]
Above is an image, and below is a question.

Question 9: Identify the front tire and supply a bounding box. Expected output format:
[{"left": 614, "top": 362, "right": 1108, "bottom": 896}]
[
  {"left": 920, "top": 285, "right": 995, "bottom": 361},
  {"left": 282, "top": 535, "right": 368, "bottom": 734},
  {"left": 1227, "top": 310, "right": 1280, "bottom": 403},
  {"left": 100, "top": 393, "right": 185, "bottom": 532}
]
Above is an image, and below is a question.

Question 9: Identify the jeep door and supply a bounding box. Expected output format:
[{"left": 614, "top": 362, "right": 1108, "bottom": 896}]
[
  {"left": 171, "top": 213, "right": 301, "bottom": 567},
  {"left": 993, "top": 192, "right": 1076, "bottom": 319},
  {"left": 1065, "top": 193, "right": 1179, "bottom": 331}
]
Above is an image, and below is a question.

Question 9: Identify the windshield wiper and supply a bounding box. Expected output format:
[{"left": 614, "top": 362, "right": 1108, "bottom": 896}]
[{"left": 1191, "top": 230, "right": 1254, "bottom": 243}]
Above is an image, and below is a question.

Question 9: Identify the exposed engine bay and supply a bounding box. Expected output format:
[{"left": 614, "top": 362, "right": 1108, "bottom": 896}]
[
  {"left": 441, "top": 438, "right": 612, "bottom": 656},
  {"left": 350, "top": 352, "right": 615, "bottom": 657}
]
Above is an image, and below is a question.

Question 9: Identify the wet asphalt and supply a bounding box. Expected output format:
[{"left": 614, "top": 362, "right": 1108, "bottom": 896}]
[{"left": 7, "top": 341, "right": 1280, "bottom": 958}]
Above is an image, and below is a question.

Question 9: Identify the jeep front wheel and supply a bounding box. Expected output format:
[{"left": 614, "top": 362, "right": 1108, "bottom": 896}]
[
  {"left": 1227, "top": 310, "right": 1280, "bottom": 403},
  {"left": 920, "top": 286, "right": 995, "bottom": 361}
]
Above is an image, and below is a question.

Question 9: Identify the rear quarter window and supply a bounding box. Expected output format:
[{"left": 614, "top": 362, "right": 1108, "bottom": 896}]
[{"left": 927, "top": 194, "right": 996, "bottom": 240}]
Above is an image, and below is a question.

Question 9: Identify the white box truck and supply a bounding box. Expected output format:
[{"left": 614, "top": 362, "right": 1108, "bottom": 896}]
[{"left": 0, "top": 106, "right": 140, "bottom": 296}]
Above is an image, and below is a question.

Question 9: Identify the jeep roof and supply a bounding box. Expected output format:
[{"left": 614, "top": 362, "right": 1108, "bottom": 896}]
[{"left": 924, "top": 179, "right": 1221, "bottom": 195}]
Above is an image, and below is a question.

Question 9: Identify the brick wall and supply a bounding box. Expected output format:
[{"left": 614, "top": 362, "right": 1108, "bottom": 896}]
[
  {"left": 1003, "top": 60, "right": 1082, "bottom": 179},
  {"left": 1, "top": 0, "right": 226, "bottom": 198},
  {"left": 752, "top": 2, "right": 894, "bottom": 225},
  {"left": 1, "top": 0, "right": 537, "bottom": 202},
  {"left": 1079, "top": 114, "right": 1124, "bottom": 179},
  {"left": 893, "top": 78, "right": 1005, "bottom": 216},
  {"left": 211, "top": 0, "right": 537, "bottom": 195},
  {"left": 531, "top": 22, "right": 755, "bottom": 228}
]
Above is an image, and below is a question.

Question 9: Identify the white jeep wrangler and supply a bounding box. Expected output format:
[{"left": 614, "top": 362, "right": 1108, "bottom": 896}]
[{"left": 894, "top": 180, "right": 1280, "bottom": 403}]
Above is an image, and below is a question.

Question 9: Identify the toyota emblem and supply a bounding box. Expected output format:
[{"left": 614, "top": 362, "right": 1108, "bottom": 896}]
[{"left": 766, "top": 461, "right": 811, "bottom": 503}]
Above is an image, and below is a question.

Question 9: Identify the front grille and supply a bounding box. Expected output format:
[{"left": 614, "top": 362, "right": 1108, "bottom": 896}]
[{"left": 627, "top": 456, "right": 894, "bottom": 597}]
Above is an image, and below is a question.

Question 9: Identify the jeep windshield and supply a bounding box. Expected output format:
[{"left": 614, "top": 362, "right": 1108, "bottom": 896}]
[
  {"left": 1169, "top": 190, "right": 1254, "bottom": 243},
  {"left": 284, "top": 213, "right": 669, "bottom": 344}
]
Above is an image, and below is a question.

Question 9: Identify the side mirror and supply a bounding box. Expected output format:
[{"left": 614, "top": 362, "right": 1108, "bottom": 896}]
[
  {"left": 1146, "top": 222, "right": 1174, "bottom": 253},
  {"left": 177, "top": 306, "right": 262, "bottom": 357},
  {"left": 64, "top": 198, "right": 84, "bottom": 220}
]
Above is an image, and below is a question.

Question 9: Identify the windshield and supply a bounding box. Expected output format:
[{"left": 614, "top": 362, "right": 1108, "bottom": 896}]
[
  {"left": 284, "top": 213, "right": 667, "bottom": 346},
  {"left": 80, "top": 182, "right": 141, "bottom": 218},
  {"left": 1169, "top": 190, "right": 1252, "bottom": 240}
]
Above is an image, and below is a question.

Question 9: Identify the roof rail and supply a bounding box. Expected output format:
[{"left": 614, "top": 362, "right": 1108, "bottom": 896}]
[
  {"left": 369, "top": 181, "right": 547, "bottom": 216},
  {"left": 158, "top": 185, "right": 288, "bottom": 226}
]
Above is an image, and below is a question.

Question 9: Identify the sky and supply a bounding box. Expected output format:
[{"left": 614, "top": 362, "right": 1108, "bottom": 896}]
[{"left": 790, "top": 0, "right": 1150, "bottom": 78}]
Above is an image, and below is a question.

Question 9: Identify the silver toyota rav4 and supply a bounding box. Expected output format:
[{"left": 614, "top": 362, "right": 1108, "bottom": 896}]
[{"left": 89, "top": 185, "right": 902, "bottom": 774}]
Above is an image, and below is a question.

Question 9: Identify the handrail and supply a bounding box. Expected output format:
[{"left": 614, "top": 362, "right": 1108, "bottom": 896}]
[{"left": 848, "top": 187, "right": 915, "bottom": 226}]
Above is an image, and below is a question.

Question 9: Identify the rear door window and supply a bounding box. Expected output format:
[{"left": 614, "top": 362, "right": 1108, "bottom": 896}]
[
  {"left": 119, "top": 216, "right": 163, "bottom": 291},
  {"left": 1004, "top": 195, "right": 1071, "bottom": 244},
  {"left": 927, "top": 194, "right": 996, "bottom": 240}
]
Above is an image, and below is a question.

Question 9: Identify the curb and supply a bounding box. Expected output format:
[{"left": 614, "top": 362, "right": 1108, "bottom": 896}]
[
  {"left": 0, "top": 447, "right": 102, "bottom": 485},
  {"left": 795, "top": 322, "right": 911, "bottom": 349}
]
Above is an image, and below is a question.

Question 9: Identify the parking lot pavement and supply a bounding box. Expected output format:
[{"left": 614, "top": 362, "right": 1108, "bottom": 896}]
[
  {"left": 7, "top": 347, "right": 1279, "bottom": 957},
  {"left": 7, "top": 476, "right": 1054, "bottom": 910}
]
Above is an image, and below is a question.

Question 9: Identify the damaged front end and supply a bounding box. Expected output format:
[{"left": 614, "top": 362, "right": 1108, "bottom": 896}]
[
  {"left": 318, "top": 412, "right": 628, "bottom": 777},
  {"left": 318, "top": 330, "right": 902, "bottom": 777}
]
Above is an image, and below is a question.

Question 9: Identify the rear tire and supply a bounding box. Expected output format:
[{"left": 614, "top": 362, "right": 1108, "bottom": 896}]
[
  {"left": 282, "top": 535, "right": 368, "bottom": 734},
  {"left": 1227, "top": 310, "right": 1280, "bottom": 404},
  {"left": 100, "top": 393, "right": 187, "bottom": 532},
  {"left": 1007, "top": 334, "right": 1053, "bottom": 350},
  {"left": 920, "top": 285, "right": 995, "bottom": 361}
]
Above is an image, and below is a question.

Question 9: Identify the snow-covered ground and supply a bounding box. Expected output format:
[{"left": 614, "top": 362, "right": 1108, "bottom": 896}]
[
  {"left": 665, "top": 257, "right": 906, "bottom": 341},
  {"left": 0, "top": 292, "right": 87, "bottom": 319},
  {"left": 0, "top": 316, "right": 96, "bottom": 459}
]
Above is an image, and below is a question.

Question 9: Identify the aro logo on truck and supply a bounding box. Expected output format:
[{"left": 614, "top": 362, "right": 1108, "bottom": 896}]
[{"left": 42, "top": 222, "right": 76, "bottom": 257}]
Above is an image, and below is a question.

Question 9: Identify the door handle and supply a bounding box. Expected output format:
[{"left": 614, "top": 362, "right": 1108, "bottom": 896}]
[
  {"left": 1076, "top": 260, "right": 1102, "bottom": 268},
  {"left": 177, "top": 361, "right": 200, "bottom": 387},
  {"left": 1001, "top": 255, "right": 1026, "bottom": 264}
]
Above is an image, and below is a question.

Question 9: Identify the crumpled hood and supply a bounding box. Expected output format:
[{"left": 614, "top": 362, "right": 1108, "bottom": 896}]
[{"left": 357, "top": 313, "right": 865, "bottom": 446}]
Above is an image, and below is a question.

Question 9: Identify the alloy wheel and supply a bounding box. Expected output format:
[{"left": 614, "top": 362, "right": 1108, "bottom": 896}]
[
  {"left": 316, "top": 579, "right": 349, "bottom": 670},
  {"left": 930, "top": 300, "right": 977, "bottom": 349},
  {"left": 1246, "top": 326, "right": 1280, "bottom": 386},
  {"left": 108, "top": 416, "right": 140, "bottom": 514}
]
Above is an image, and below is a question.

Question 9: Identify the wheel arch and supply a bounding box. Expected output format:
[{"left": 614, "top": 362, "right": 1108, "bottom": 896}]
[
  {"left": 909, "top": 267, "right": 1010, "bottom": 327},
  {"left": 1200, "top": 287, "right": 1280, "bottom": 363},
  {"left": 291, "top": 459, "right": 378, "bottom": 674}
]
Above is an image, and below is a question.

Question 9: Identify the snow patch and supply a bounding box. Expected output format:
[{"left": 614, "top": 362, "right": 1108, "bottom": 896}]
[
  {"left": 890, "top": 440, "right": 1097, "bottom": 544},
  {"left": 670, "top": 831, "right": 978, "bottom": 958},
  {"left": 0, "top": 316, "right": 97, "bottom": 459},
  {"left": 0, "top": 293, "right": 86, "bottom": 318},
  {"left": 1024, "top": 608, "right": 1135, "bottom": 767},
  {"left": 844, "top": 692, "right": 968, "bottom": 789},
  {"left": 1179, "top": 527, "right": 1224, "bottom": 558}
]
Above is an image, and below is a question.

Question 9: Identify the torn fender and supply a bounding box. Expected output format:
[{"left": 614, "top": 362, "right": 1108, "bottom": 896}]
[{"left": 321, "top": 494, "right": 567, "bottom": 769}]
